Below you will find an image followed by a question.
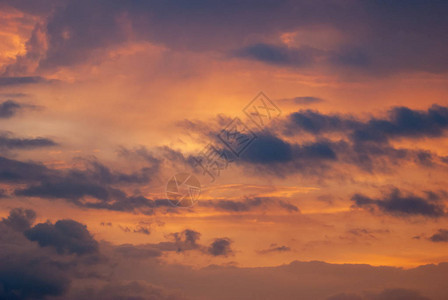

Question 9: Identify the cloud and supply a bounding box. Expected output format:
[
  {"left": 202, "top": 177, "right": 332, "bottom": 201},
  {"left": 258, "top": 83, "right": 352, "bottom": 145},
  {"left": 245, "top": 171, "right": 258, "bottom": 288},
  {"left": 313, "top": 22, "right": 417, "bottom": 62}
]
[
  {"left": 429, "top": 229, "right": 448, "bottom": 242},
  {"left": 286, "top": 110, "right": 359, "bottom": 135},
  {"left": 207, "top": 238, "right": 233, "bottom": 256},
  {"left": 241, "top": 134, "right": 293, "bottom": 164},
  {"left": 286, "top": 105, "right": 448, "bottom": 143},
  {"left": 0, "top": 76, "right": 48, "bottom": 86},
  {"left": 0, "top": 254, "right": 70, "bottom": 300},
  {"left": 233, "top": 43, "right": 323, "bottom": 67},
  {"left": 200, "top": 197, "right": 299, "bottom": 213},
  {"left": 240, "top": 133, "right": 337, "bottom": 165},
  {"left": 4, "top": 0, "right": 448, "bottom": 75},
  {"left": 1, "top": 208, "right": 448, "bottom": 300},
  {"left": 16, "top": 178, "right": 113, "bottom": 202},
  {"left": 257, "top": 244, "right": 291, "bottom": 254},
  {"left": 234, "top": 105, "right": 448, "bottom": 175},
  {"left": 4, "top": 156, "right": 162, "bottom": 214},
  {"left": 24, "top": 219, "right": 99, "bottom": 255},
  {"left": 343, "top": 228, "right": 389, "bottom": 240},
  {"left": 0, "top": 100, "right": 23, "bottom": 118},
  {"left": 180, "top": 105, "right": 448, "bottom": 180},
  {"left": 169, "top": 229, "right": 202, "bottom": 252},
  {"left": 351, "top": 188, "right": 446, "bottom": 218},
  {"left": 0, "top": 93, "right": 28, "bottom": 98},
  {"left": 1, "top": 207, "right": 36, "bottom": 231},
  {"left": 0, "top": 133, "right": 57, "bottom": 151},
  {"left": 0, "top": 209, "right": 74, "bottom": 299},
  {"left": 147, "top": 229, "right": 237, "bottom": 258},
  {"left": 327, "top": 288, "right": 430, "bottom": 300},
  {"left": 279, "top": 96, "right": 324, "bottom": 105},
  {"left": 185, "top": 111, "right": 441, "bottom": 178},
  {"left": 67, "top": 281, "right": 187, "bottom": 300},
  {"left": 0, "top": 156, "right": 54, "bottom": 182},
  {"left": 0, "top": 209, "right": 180, "bottom": 299},
  {"left": 0, "top": 0, "right": 60, "bottom": 16},
  {"left": 134, "top": 225, "right": 151, "bottom": 235},
  {"left": 0, "top": 153, "right": 184, "bottom": 215},
  {"left": 353, "top": 105, "right": 448, "bottom": 143},
  {"left": 238, "top": 138, "right": 339, "bottom": 177}
]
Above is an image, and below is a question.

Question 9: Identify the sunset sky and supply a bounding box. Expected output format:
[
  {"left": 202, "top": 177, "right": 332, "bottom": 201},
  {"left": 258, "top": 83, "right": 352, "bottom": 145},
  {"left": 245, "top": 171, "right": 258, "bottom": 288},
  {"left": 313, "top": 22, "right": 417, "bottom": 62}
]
[{"left": 1, "top": 1, "right": 448, "bottom": 299}]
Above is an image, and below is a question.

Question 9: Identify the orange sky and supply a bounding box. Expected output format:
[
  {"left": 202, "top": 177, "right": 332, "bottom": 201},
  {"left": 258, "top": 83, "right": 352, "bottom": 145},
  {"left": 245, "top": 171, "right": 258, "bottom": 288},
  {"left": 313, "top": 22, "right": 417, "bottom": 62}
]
[{"left": 1, "top": 1, "right": 448, "bottom": 299}]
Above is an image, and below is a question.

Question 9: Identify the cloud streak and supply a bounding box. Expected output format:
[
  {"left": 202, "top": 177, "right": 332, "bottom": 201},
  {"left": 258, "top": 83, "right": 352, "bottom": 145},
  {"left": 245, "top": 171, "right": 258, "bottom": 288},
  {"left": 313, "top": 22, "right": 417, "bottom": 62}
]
[{"left": 352, "top": 188, "right": 446, "bottom": 218}]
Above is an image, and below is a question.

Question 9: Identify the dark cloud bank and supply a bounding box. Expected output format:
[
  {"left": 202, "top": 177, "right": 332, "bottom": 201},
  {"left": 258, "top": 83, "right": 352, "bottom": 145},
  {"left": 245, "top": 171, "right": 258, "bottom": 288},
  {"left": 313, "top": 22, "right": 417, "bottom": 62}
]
[
  {"left": 203, "top": 104, "right": 448, "bottom": 178},
  {"left": 1, "top": 208, "right": 448, "bottom": 300},
  {"left": 3, "top": 0, "right": 448, "bottom": 76}
]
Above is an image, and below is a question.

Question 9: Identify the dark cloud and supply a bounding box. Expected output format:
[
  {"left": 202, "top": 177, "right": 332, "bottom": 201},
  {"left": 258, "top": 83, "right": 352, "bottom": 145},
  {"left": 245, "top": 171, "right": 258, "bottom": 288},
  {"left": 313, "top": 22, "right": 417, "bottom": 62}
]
[
  {"left": 149, "top": 229, "right": 203, "bottom": 253},
  {"left": 200, "top": 197, "right": 299, "bottom": 213},
  {"left": 241, "top": 134, "right": 293, "bottom": 164},
  {"left": 345, "top": 228, "right": 389, "bottom": 239},
  {"left": 0, "top": 133, "right": 57, "bottom": 151},
  {"left": 134, "top": 225, "right": 151, "bottom": 235},
  {"left": 352, "top": 188, "right": 446, "bottom": 218},
  {"left": 24, "top": 219, "right": 99, "bottom": 255},
  {"left": 118, "top": 223, "right": 152, "bottom": 235},
  {"left": 328, "top": 288, "right": 430, "bottom": 300},
  {"left": 296, "top": 141, "right": 337, "bottom": 160},
  {"left": 0, "top": 155, "right": 150, "bottom": 187},
  {"left": 233, "top": 43, "right": 322, "bottom": 67},
  {"left": 149, "top": 229, "right": 238, "bottom": 258},
  {"left": 429, "top": 229, "right": 448, "bottom": 242},
  {"left": 254, "top": 105, "right": 448, "bottom": 175},
  {"left": 0, "top": 209, "right": 179, "bottom": 300},
  {"left": 239, "top": 138, "right": 339, "bottom": 178},
  {"left": 208, "top": 238, "right": 233, "bottom": 256},
  {"left": 4, "top": 0, "right": 447, "bottom": 74},
  {"left": 0, "top": 93, "right": 28, "bottom": 98},
  {"left": 68, "top": 281, "right": 186, "bottom": 300},
  {"left": 0, "top": 255, "right": 70, "bottom": 300},
  {"left": 0, "top": 156, "right": 54, "bottom": 183},
  {"left": 0, "top": 76, "right": 48, "bottom": 86},
  {"left": 240, "top": 133, "right": 337, "bottom": 168},
  {"left": 286, "top": 105, "right": 448, "bottom": 143},
  {"left": 16, "top": 178, "right": 113, "bottom": 202},
  {"left": 0, "top": 209, "right": 92, "bottom": 300},
  {"left": 1, "top": 207, "right": 36, "bottom": 232},
  {"left": 1, "top": 208, "right": 447, "bottom": 300},
  {"left": 182, "top": 106, "right": 448, "bottom": 179},
  {"left": 4, "top": 156, "right": 162, "bottom": 214},
  {"left": 76, "top": 159, "right": 160, "bottom": 186},
  {"left": 0, "top": 100, "right": 22, "bottom": 118},
  {"left": 279, "top": 96, "right": 324, "bottom": 105},
  {"left": 257, "top": 244, "right": 291, "bottom": 254},
  {"left": 0, "top": 0, "right": 63, "bottom": 16},
  {"left": 353, "top": 105, "right": 448, "bottom": 143},
  {"left": 286, "top": 110, "right": 359, "bottom": 135},
  {"left": 169, "top": 229, "right": 202, "bottom": 252}
]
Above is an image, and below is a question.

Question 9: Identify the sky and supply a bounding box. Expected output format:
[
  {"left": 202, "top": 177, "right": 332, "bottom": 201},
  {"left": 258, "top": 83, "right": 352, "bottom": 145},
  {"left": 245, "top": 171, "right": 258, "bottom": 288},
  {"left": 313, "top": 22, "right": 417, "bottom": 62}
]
[{"left": 0, "top": 1, "right": 448, "bottom": 299}]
